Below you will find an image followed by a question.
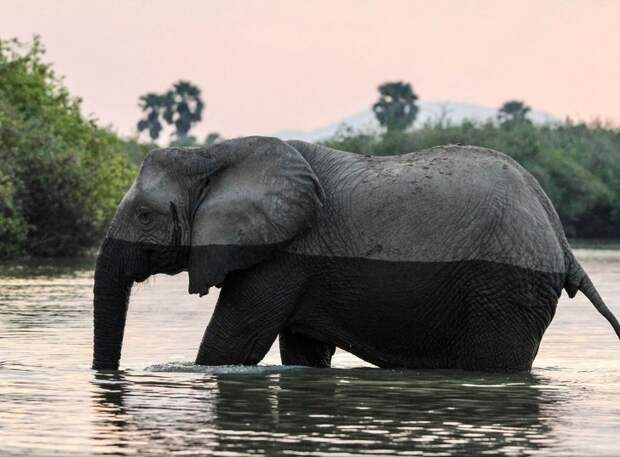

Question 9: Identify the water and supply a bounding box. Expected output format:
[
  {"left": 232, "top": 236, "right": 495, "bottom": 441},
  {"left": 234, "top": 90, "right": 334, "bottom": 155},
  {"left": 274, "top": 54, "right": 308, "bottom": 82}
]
[{"left": 1, "top": 250, "right": 619, "bottom": 456}]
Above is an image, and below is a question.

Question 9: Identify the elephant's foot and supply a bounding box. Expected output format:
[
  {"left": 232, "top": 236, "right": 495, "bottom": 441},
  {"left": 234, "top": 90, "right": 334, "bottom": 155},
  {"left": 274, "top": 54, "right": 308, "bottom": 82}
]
[{"left": 279, "top": 328, "right": 336, "bottom": 368}]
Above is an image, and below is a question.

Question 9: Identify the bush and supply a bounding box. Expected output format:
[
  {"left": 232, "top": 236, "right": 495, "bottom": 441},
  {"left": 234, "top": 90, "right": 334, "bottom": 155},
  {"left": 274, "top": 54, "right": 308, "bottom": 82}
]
[
  {"left": 0, "top": 167, "right": 28, "bottom": 257},
  {"left": 322, "top": 119, "right": 620, "bottom": 238},
  {"left": 0, "top": 37, "right": 137, "bottom": 257}
]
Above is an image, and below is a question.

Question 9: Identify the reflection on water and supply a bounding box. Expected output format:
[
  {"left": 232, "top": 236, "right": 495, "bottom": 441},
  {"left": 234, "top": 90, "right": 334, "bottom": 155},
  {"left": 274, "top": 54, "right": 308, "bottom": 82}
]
[
  {"left": 1, "top": 250, "right": 620, "bottom": 456},
  {"left": 90, "top": 368, "right": 568, "bottom": 456}
]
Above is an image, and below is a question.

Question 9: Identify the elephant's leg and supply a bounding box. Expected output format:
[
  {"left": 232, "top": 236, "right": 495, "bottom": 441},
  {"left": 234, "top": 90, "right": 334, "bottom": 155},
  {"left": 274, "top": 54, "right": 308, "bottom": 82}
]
[
  {"left": 459, "top": 313, "right": 532, "bottom": 371},
  {"left": 457, "top": 264, "right": 562, "bottom": 371},
  {"left": 195, "top": 262, "right": 304, "bottom": 366},
  {"left": 279, "top": 328, "right": 336, "bottom": 367}
]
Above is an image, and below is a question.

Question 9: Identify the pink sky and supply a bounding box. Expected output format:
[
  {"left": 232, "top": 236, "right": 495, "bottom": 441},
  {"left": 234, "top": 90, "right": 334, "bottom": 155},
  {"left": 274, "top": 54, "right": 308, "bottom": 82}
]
[{"left": 2, "top": 0, "right": 619, "bottom": 139}]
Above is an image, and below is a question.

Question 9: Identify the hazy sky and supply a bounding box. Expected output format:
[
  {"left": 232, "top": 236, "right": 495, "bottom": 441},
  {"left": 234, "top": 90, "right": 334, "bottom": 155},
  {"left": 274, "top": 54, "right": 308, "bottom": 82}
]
[{"left": 2, "top": 0, "right": 619, "bottom": 139}]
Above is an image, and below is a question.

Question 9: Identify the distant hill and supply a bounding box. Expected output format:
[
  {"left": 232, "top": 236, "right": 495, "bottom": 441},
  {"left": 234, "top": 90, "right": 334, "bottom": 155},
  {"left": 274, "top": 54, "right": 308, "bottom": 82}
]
[{"left": 273, "top": 100, "right": 557, "bottom": 142}]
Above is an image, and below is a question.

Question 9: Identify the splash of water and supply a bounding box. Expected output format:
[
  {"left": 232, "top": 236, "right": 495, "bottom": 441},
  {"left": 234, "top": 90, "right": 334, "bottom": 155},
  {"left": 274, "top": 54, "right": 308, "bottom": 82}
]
[{"left": 144, "top": 361, "right": 307, "bottom": 374}]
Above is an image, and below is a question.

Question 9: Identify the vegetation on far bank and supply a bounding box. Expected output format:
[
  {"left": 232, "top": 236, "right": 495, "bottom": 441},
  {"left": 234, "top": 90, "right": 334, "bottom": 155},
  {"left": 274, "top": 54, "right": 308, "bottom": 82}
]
[
  {"left": 0, "top": 37, "right": 145, "bottom": 257},
  {"left": 0, "top": 37, "right": 618, "bottom": 259}
]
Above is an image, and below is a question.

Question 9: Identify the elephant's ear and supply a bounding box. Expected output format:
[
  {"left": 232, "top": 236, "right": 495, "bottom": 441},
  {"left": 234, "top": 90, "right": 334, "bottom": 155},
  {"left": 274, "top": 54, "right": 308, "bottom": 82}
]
[{"left": 188, "top": 137, "right": 323, "bottom": 295}]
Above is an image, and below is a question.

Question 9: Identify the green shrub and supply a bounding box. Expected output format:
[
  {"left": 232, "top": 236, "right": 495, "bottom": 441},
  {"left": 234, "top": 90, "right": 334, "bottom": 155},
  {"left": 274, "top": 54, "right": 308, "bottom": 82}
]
[
  {"left": 0, "top": 168, "right": 28, "bottom": 257},
  {"left": 0, "top": 37, "right": 137, "bottom": 257}
]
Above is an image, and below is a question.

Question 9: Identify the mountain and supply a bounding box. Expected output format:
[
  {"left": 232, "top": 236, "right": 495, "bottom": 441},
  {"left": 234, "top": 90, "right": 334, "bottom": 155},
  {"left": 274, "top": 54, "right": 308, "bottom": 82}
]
[{"left": 273, "top": 100, "right": 557, "bottom": 142}]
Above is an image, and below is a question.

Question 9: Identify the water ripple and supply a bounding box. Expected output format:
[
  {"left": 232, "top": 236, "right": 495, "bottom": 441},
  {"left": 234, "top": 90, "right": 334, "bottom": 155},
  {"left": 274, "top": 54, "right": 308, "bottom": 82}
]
[{"left": 1, "top": 251, "right": 620, "bottom": 455}]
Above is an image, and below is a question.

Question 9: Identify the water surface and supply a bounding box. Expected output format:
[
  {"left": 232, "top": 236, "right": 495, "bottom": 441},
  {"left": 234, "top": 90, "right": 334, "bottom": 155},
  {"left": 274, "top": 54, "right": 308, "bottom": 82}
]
[{"left": 1, "top": 250, "right": 619, "bottom": 456}]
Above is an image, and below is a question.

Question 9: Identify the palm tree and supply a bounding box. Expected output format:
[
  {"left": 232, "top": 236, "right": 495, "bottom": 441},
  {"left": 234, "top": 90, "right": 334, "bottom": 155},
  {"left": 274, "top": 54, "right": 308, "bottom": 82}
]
[
  {"left": 137, "top": 93, "right": 165, "bottom": 141},
  {"left": 162, "top": 81, "right": 204, "bottom": 140},
  {"left": 137, "top": 81, "right": 205, "bottom": 142},
  {"left": 372, "top": 81, "right": 419, "bottom": 132}
]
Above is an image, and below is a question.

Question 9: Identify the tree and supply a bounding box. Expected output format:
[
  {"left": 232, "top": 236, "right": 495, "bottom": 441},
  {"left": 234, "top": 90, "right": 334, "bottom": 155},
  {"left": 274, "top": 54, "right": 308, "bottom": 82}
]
[
  {"left": 162, "top": 81, "right": 204, "bottom": 140},
  {"left": 0, "top": 36, "right": 136, "bottom": 257},
  {"left": 498, "top": 100, "right": 531, "bottom": 123},
  {"left": 372, "top": 81, "right": 419, "bottom": 132},
  {"left": 137, "top": 93, "right": 165, "bottom": 141},
  {"left": 137, "top": 80, "right": 204, "bottom": 142}
]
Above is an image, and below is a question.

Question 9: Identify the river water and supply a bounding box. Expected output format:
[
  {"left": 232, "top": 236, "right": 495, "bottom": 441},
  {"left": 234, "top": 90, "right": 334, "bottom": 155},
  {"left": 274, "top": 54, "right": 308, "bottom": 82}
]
[{"left": 1, "top": 249, "right": 619, "bottom": 456}]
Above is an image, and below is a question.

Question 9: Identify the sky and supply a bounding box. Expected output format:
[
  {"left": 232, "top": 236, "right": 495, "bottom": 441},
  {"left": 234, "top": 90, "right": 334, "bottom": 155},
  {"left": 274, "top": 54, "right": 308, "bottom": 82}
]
[{"left": 1, "top": 0, "right": 619, "bottom": 140}]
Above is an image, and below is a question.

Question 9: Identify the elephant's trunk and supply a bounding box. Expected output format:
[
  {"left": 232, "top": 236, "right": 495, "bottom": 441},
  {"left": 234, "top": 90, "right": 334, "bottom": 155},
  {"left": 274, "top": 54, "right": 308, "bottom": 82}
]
[{"left": 92, "top": 239, "right": 134, "bottom": 370}]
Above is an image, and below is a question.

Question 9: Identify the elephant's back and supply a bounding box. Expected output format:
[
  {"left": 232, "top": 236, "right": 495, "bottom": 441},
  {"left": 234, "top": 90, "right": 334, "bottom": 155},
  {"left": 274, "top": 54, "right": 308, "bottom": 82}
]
[{"left": 288, "top": 143, "right": 566, "bottom": 275}]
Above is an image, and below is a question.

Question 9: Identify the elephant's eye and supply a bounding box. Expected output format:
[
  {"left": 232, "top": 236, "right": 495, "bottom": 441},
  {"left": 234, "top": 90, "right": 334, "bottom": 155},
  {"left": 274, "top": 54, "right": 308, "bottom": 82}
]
[{"left": 137, "top": 207, "right": 153, "bottom": 225}]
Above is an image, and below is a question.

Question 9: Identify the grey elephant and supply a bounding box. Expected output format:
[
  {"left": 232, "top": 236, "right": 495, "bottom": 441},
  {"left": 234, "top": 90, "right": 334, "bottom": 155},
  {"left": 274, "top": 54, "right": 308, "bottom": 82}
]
[{"left": 92, "top": 136, "right": 620, "bottom": 371}]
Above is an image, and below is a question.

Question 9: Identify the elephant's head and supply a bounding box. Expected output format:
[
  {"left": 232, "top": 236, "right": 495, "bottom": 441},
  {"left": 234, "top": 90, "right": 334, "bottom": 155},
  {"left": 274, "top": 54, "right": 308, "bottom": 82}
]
[{"left": 92, "top": 136, "right": 323, "bottom": 369}]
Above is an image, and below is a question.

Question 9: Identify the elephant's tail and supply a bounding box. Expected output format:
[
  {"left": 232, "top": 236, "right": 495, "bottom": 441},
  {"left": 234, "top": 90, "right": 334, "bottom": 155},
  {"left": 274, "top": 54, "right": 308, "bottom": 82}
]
[{"left": 565, "top": 252, "right": 620, "bottom": 341}]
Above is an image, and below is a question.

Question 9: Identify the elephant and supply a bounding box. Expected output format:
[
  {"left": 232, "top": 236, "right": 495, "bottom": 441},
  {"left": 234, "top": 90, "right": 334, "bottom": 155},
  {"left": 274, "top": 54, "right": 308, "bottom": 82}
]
[{"left": 92, "top": 136, "right": 620, "bottom": 371}]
